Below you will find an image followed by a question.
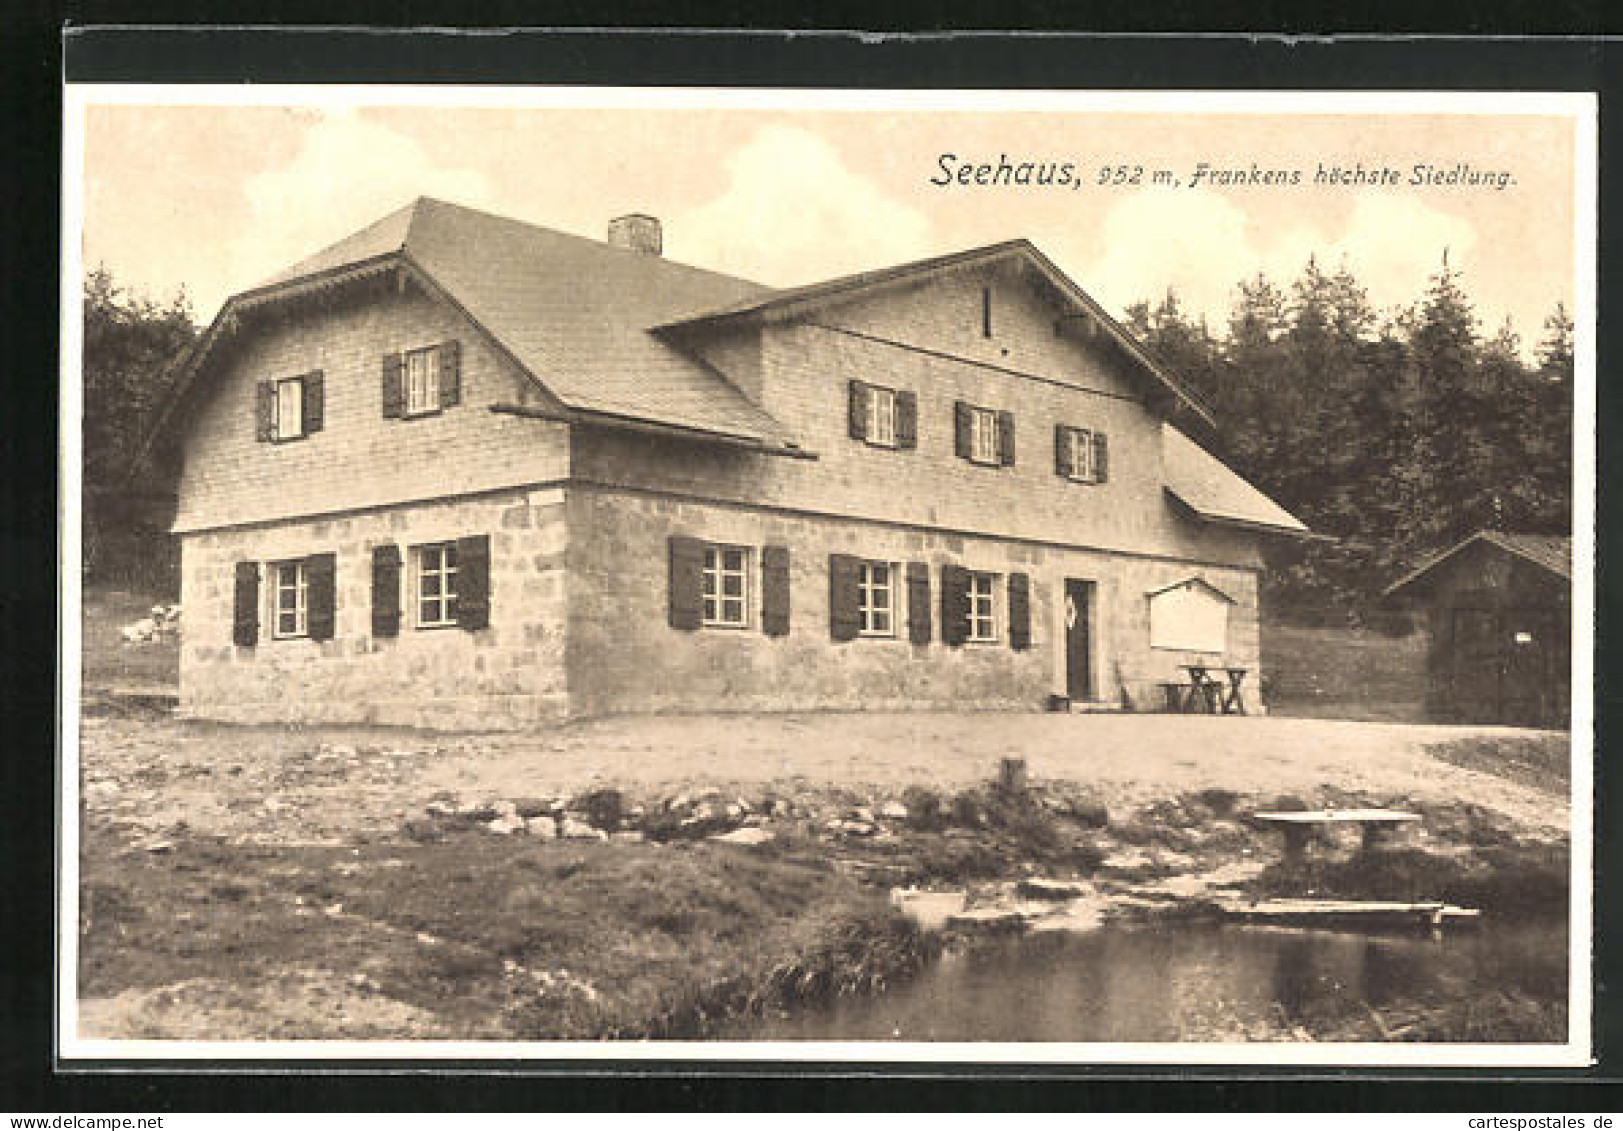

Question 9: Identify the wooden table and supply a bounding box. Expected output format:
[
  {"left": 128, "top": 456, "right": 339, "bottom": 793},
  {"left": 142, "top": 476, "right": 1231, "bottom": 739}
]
[
  {"left": 1252, "top": 808, "right": 1422, "bottom": 863},
  {"left": 1167, "top": 664, "right": 1249, "bottom": 714}
]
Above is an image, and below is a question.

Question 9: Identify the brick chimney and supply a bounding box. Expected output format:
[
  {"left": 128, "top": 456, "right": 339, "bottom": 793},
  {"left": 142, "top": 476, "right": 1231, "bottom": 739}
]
[{"left": 607, "top": 213, "right": 662, "bottom": 256}]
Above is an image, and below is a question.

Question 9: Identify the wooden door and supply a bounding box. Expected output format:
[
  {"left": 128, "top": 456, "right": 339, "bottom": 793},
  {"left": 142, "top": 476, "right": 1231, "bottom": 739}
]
[{"left": 1064, "top": 579, "right": 1093, "bottom": 701}]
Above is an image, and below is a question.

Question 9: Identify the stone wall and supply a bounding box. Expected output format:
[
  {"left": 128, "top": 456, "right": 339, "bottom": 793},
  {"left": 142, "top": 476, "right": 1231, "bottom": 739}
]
[
  {"left": 178, "top": 487, "right": 569, "bottom": 729},
  {"left": 566, "top": 485, "right": 1263, "bottom": 718}
]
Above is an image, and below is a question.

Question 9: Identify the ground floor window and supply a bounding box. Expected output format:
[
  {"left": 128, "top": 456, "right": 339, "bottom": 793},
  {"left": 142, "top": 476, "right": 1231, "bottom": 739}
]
[
  {"left": 702, "top": 545, "right": 751, "bottom": 627},
  {"left": 967, "top": 570, "right": 999, "bottom": 642},
  {"left": 415, "top": 541, "right": 459, "bottom": 628},
  {"left": 858, "top": 561, "right": 895, "bottom": 636},
  {"left": 271, "top": 559, "right": 308, "bottom": 638}
]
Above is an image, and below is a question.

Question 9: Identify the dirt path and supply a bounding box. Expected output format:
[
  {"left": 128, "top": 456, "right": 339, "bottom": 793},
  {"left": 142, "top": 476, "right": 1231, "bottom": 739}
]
[{"left": 78, "top": 710, "right": 1568, "bottom": 844}]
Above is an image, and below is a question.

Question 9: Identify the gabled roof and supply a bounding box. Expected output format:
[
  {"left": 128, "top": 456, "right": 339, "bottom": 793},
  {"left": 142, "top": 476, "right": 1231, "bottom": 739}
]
[
  {"left": 656, "top": 239, "right": 1217, "bottom": 431},
  {"left": 167, "top": 197, "right": 793, "bottom": 450},
  {"left": 1383, "top": 531, "right": 1573, "bottom": 598},
  {"left": 1145, "top": 576, "right": 1236, "bottom": 603},
  {"left": 1160, "top": 424, "right": 1310, "bottom": 537}
]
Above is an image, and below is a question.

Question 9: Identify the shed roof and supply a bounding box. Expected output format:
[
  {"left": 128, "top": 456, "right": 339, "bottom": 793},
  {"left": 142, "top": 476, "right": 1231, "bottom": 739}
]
[
  {"left": 1160, "top": 424, "right": 1310, "bottom": 537},
  {"left": 1383, "top": 531, "right": 1573, "bottom": 598}
]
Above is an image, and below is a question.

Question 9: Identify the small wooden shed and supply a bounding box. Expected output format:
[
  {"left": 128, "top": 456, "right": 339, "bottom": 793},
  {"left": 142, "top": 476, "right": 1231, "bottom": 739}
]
[{"left": 1384, "top": 531, "right": 1572, "bottom": 728}]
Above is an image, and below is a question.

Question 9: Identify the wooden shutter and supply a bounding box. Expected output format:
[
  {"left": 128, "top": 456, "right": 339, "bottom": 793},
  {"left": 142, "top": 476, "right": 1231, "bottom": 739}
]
[
  {"left": 940, "top": 564, "right": 969, "bottom": 647},
  {"left": 762, "top": 545, "right": 791, "bottom": 637},
  {"left": 895, "top": 390, "right": 918, "bottom": 450},
  {"left": 1093, "top": 432, "right": 1109, "bottom": 483},
  {"left": 828, "top": 553, "right": 862, "bottom": 642},
  {"left": 953, "top": 401, "right": 972, "bottom": 459},
  {"left": 455, "top": 534, "right": 491, "bottom": 631},
  {"left": 306, "top": 552, "right": 337, "bottom": 641},
  {"left": 232, "top": 561, "right": 259, "bottom": 646},
  {"left": 997, "top": 410, "right": 1017, "bottom": 466},
  {"left": 847, "top": 380, "right": 868, "bottom": 441},
  {"left": 439, "top": 340, "right": 462, "bottom": 408},
  {"left": 1055, "top": 424, "right": 1073, "bottom": 478},
  {"left": 667, "top": 535, "right": 705, "bottom": 631},
  {"left": 255, "top": 382, "right": 276, "bottom": 442},
  {"left": 1008, "top": 572, "right": 1032, "bottom": 651},
  {"left": 381, "top": 352, "right": 405, "bottom": 418},
  {"left": 302, "top": 371, "right": 325, "bottom": 434},
  {"left": 906, "top": 561, "right": 932, "bottom": 645},
  {"left": 371, "top": 544, "right": 402, "bottom": 638}
]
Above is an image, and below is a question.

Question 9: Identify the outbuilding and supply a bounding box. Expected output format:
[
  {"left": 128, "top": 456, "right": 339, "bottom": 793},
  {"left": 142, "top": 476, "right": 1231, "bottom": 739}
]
[{"left": 1384, "top": 531, "right": 1572, "bottom": 728}]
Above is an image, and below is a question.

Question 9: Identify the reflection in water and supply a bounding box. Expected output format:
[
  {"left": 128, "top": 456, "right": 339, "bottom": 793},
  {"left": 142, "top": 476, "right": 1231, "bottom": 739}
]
[{"left": 728, "top": 922, "right": 1567, "bottom": 1043}]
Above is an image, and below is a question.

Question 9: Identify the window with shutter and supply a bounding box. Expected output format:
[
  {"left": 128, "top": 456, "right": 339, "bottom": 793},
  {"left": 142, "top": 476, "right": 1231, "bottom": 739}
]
[
  {"left": 867, "top": 387, "right": 897, "bottom": 447},
  {"left": 306, "top": 552, "right": 337, "bottom": 641},
  {"left": 667, "top": 535, "right": 705, "bottom": 631},
  {"left": 906, "top": 562, "right": 931, "bottom": 645},
  {"left": 371, "top": 544, "right": 402, "bottom": 638},
  {"left": 454, "top": 535, "right": 490, "bottom": 630},
  {"left": 1007, "top": 572, "right": 1031, "bottom": 651},
  {"left": 969, "top": 406, "right": 999, "bottom": 464},
  {"left": 966, "top": 571, "right": 999, "bottom": 642},
  {"left": 268, "top": 376, "right": 305, "bottom": 441},
  {"left": 414, "top": 542, "right": 459, "bottom": 628},
  {"left": 856, "top": 561, "right": 897, "bottom": 636},
  {"left": 761, "top": 545, "right": 791, "bottom": 637},
  {"left": 828, "top": 554, "right": 862, "bottom": 642},
  {"left": 702, "top": 545, "right": 752, "bottom": 628},
  {"left": 232, "top": 561, "right": 260, "bottom": 646}
]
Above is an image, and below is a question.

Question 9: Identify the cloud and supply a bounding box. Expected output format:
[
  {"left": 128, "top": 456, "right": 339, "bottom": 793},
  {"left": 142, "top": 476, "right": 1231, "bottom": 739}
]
[
  {"left": 670, "top": 125, "right": 934, "bottom": 284},
  {"left": 226, "top": 109, "right": 494, "bottom": 295},
  {"left": 1069, "top": 185, "right": 1483, "bottom": 329}
]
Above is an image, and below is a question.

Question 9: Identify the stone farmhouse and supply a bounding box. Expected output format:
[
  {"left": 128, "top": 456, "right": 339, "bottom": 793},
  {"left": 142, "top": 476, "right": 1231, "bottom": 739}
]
[{"left": 144, "top": 197, "right": 1308, "bottom": 730}]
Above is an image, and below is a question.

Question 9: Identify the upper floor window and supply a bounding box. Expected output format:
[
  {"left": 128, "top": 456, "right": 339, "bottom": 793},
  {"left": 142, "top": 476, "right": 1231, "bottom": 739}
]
[
  {"left": 955, "top": 401, "right": 1014, "bottom": 467},
  {"left": 858, "top": 561, "right": 896, "bottom": 637},
  {"left": 847, "top": 380, "right": 916, "bottom": 450},
  {"left": 275, "top": 378, "right": 304, "bottom": 440},
  {"left": 405, "top": 346, "right": 440, "bottom": 416},
  {"left": 255, "top": 370, "right": 323, "bottom": 444},
  {"left": 702, "top": 545, "right": 751, "bottom": 628},
  {"left": 970, "top": 408, "right": 999, "bottom": 464},
  {"left": 1055, "top": 424, "right": 1110, "bottom": 484}
]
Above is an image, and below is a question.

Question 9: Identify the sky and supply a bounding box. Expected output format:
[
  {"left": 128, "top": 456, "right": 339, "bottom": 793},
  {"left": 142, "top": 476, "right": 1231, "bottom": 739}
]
[{"left": 77, "top": 99, "right": 1580, "bottom": 355}]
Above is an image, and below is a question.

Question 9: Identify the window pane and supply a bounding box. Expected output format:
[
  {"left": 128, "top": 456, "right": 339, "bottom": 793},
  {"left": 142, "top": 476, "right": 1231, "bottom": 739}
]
[
  {"left": 723, "top": 549, "right": 745, "bottom": 572},
  {"left": 722, "top": 598, "right": 743, "bottom": 623},
  {"left": 723, "top": 574, "right": 742, "bottom": 597}
]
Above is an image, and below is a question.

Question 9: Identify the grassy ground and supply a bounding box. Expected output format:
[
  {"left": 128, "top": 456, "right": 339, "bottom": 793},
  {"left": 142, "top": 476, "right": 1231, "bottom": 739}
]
[
  {"left": 78, "top": 822, "right": 932, "bottom": 1040},
  {"left": 1262, "top": 622, "right": 1430, "bottom": 723},
  {"left": 80, "top": 587, "right": 179, "bottom": 692}
]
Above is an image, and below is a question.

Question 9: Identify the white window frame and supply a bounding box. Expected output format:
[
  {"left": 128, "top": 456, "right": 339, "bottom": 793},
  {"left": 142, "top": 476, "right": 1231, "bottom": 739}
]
[
  {"left": 274, "top": 376, "right": 304, "bottom": 441},
  {"left": 414, "top": 542, "right": 459, "bottom": 629},
  {"left": 702, "top": 544, "right": 751, "bottom": 629},
  {"left": 866, "top": 385, "right": 897, "bottom": 448},
  {"left": 857, "top": 561, "right": 896, "bottom": 637},
  {"left": 970, "top": 407, "right": 999, "bottom": 465},
  {"left": 404, "top": 346, "right": 440, "bottom": 417},
  {"left": 270, "top": 559, "right": 309, "bottom": 639},
  {"left": 966, "top": 570, "right": 999, "bottom": 643},
  {"left": 1068, "top": 427, "right": 1096, "bottom": 482}
]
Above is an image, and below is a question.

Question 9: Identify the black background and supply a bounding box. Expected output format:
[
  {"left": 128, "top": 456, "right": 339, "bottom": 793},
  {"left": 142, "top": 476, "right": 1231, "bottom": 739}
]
[{"left": 2, "top": 15, "right": 1618, "bottom": 1112}]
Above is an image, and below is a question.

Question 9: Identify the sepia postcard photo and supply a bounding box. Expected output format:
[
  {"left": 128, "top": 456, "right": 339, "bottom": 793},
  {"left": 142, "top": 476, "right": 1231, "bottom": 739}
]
[{"left": 58, "top": 84, "right": 1595, "bottom": 1067}]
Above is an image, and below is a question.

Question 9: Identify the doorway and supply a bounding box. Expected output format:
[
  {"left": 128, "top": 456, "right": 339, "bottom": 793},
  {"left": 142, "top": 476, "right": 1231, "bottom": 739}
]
[{"left": 1064, "top": 578, "right": 1094, "bottom": 701}]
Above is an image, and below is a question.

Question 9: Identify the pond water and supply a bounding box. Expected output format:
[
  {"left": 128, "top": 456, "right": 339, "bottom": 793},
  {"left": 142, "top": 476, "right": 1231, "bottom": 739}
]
[{"left": 728, "top": 922, "right": 1567, "bottom": 1043}]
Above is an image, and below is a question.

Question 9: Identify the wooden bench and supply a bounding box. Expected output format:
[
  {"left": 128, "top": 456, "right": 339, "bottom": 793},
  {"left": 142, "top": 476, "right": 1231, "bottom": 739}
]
[{"left": 1252, "top": 808, "right": 1422, "bottom": 863}]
